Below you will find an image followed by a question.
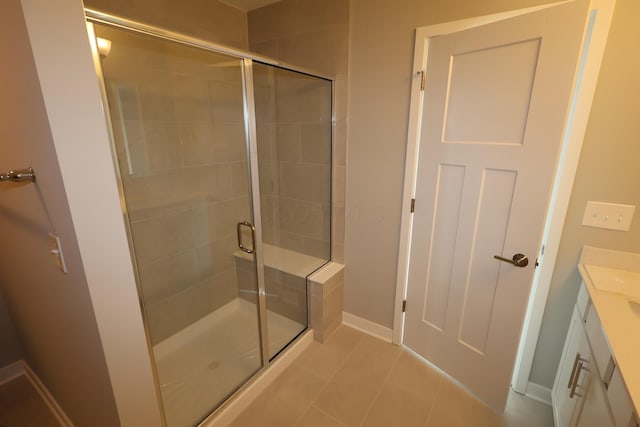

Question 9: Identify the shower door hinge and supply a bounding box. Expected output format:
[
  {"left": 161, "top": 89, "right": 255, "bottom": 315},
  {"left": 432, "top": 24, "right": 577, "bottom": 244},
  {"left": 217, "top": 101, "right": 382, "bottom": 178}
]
[
  {"left": 410, "top": 198, "right": 416, "bottom": 213},
  {"left": 402, "top": 300, "right": 407, "bottom": 312},
  {"left": 419, "top": 70, "right": 426, "bottom": 91}
]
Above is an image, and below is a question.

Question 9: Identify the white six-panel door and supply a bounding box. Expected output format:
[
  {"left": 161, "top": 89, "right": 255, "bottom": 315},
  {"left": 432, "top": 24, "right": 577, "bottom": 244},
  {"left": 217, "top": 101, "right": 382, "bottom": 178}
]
[{"left": 403, "top": 0, "right": 590, "bottom": 410}]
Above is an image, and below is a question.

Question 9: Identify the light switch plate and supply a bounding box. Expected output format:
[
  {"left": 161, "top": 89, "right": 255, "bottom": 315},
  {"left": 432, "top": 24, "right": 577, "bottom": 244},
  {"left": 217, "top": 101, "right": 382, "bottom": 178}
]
[
  {"left": 582, "top": 201, "right": 635, "bottom": 231},
  {"left": 48, "top": 233, "right": 68, "bottom": 273}
]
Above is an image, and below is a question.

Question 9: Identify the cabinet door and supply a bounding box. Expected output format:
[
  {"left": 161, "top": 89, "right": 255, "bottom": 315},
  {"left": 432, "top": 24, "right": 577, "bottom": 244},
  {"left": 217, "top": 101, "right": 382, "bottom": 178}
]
[
  {"left": 575, "top": 369, "right": 615, "bottom": 427},
  {"left": 607, "top": 367, "right": 637, "bottom": 427},
  {"left": 553, "top": 307, "right": 590, "bottom": 427}
]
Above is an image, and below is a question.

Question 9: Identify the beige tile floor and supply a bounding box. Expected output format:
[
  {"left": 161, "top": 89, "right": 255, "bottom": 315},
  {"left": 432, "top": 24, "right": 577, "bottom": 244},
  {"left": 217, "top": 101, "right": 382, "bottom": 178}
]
[{"left": 230, "top": 325, "right": 554, "bottom": 427}]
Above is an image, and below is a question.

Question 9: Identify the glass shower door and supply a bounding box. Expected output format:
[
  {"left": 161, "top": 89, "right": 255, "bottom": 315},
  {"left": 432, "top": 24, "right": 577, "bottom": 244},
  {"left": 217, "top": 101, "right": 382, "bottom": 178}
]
[
  {"left": 92, "top": 23, "right": 262, "bottom": 427},
  {"left": 252, "top": 63, "right": 333, "bottom": 359}
]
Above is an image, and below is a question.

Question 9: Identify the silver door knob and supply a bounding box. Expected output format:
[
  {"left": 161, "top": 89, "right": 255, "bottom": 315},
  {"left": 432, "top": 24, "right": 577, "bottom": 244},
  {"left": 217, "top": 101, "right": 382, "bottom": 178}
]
[{"left": 493, "top": 253, "right": 528, "bottom": 267}]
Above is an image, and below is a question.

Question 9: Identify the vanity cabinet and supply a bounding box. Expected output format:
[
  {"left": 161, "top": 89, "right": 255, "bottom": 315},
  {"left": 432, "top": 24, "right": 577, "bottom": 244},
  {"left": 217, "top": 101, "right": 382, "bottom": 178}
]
[
  {"left": 552, "top": 282, "right": 639, "bottom": 427},
  {"left": 553, "top": 306, "right": 612, "bottom": 426},
  {"left": 553, "top": 307, "right": 586, "bottom": 426},
  {"left": 575, "top": 364, "right": 615, "bottom": 427}
]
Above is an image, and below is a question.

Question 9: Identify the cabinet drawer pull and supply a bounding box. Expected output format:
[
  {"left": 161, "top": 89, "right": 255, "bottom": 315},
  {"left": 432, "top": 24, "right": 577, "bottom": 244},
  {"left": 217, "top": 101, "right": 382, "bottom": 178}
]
[
  {"left": 570, "top": 359, "right": 589, "bottom": 398},
  {"left": 568, "top": 352, "right": 582, "bottom": 389}
]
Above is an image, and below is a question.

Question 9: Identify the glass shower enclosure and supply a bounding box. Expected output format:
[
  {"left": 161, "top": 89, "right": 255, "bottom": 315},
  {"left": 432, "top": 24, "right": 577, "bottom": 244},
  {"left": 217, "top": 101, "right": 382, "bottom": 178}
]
[{"left": 87, "top": 11, "right": 332, "bottom": 427}]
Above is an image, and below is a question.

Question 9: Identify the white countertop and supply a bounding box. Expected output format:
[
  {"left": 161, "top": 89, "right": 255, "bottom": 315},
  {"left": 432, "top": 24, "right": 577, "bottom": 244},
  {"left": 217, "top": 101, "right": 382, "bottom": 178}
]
[{"left": 578, "top": 246, "right": 640, "bottom": 417}]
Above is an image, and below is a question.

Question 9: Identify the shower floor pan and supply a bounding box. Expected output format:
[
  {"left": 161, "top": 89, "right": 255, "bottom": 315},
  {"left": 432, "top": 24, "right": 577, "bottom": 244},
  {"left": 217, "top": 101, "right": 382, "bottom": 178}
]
[{"left": 152, "top": 298, "right": 303, "bottom": 427}]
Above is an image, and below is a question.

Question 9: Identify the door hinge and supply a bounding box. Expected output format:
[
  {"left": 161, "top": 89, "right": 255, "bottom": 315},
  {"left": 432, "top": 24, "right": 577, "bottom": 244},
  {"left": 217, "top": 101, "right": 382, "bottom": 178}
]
[
  {"left": 410, "top": 198, "right": 416, "bottom": 213},
  {"left": 419, "top": 70, "right": 426, "bottom": 91},
  {"left": 402, "top": 300, "right": 407, "bottom": 312}
]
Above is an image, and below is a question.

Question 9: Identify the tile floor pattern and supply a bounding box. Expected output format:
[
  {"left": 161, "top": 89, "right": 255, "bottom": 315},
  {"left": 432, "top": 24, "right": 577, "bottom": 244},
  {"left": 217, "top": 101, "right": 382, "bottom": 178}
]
[{"left": 230, "top": 325, "right": 554, "bottom": 427}]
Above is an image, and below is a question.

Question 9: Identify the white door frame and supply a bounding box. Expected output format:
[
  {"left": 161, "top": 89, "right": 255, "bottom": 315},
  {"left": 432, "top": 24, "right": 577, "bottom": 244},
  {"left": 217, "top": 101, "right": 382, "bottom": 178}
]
[{"left": 393, "top": 0, "right": 615, "bottom": 397}]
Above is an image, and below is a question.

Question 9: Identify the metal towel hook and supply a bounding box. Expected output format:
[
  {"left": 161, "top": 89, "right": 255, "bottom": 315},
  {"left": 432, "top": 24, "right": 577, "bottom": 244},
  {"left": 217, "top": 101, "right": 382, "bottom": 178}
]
[{"left": 0, "top": 167, "right": 36, "bottom": 183}]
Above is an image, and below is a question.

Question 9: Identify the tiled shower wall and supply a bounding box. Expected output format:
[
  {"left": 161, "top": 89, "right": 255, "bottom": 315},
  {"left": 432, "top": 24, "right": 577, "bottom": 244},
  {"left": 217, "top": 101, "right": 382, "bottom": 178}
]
[
  {"left": 248, "top": 0, "right": 349, "bottom": 262},
  {"left": 254, "top": 65, "right": 333, "bottom": 260},
  {"left": 234, "top": 65, "right": 333, "bottom": 329},
  {"left": 99, "top": 26, "right": 250, "bottom": 344}
]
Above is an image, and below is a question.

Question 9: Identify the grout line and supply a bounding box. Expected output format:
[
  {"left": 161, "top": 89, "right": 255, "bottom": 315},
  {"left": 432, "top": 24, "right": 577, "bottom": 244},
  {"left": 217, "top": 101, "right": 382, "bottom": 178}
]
[
  {"left": 310, "top": 405, "right": 349, "bottom": 427},
  {"left": 290, "top": 373, "right": 329, "bottom": 424},
  {"left": 293, "top": 326, "right": 366, "bottom": 426},
  {"left": 356, "top": 346, "right": 403, "bottom": 427},
  {"left": 423, "top": 372, "right": 446, "bottom": 427},
  {"left": 282, "top": 340, "right": 327, "bottom": 425}
]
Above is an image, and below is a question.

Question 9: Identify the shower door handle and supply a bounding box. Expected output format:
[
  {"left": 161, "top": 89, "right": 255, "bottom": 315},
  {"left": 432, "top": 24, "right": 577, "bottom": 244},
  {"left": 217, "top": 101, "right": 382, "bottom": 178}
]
[{"left": 237, "top": 221, "right": 256, "bottom": 254}]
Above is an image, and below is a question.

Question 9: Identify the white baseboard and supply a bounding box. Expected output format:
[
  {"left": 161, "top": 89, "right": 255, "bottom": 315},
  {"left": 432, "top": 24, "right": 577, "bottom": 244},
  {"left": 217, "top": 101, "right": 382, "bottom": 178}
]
[
  {"left": 342, "top": 312, "right": 393, "bottom": 343},
  {"left": 0, "top": 360, "right": 25, "bottom": 385},
  {"left": 202, "top": 329, "right": 314, "bottom": 426},
  {"left": 525, "top": 381, "right": 552, "bottom": 406},
  {"left": 21, "top": 362, "right": 74, "bottom": 426},
  {"left": 0, "top": 360, "right": 73, "bottom": 425}
]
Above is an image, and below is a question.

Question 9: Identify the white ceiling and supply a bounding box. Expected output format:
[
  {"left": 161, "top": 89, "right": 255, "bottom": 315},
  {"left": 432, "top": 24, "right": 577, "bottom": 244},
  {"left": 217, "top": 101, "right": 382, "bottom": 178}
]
[{"left": 219, "top": 0, "right": 282, "bottom": 12}]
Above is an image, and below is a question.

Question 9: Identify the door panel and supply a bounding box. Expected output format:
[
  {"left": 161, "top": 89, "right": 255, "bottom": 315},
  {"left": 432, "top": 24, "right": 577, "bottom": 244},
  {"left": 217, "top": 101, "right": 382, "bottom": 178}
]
[
  {"left": 458, "top": 168, "right": 517, "bottom": 354},
  {"left": 444, "top": 39, "right": 540, "bottom": 144},
  {"left": 404, "top": 0, "right": 589, "bottom": 409},
  {"left": 422, "top": 163, "right": 465, "bottom": 331}
]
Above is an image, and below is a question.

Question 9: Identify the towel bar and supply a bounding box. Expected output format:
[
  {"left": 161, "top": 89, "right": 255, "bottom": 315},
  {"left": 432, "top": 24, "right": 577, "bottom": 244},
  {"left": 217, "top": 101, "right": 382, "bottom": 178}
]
[{"left": 0, "top": 167, "right": 36, "bottom": 183}]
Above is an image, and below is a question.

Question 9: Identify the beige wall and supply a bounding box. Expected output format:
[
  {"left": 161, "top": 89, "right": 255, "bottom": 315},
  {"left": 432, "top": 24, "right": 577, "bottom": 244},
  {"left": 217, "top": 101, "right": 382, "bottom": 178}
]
[
  {"left": 84, "top": 0, "right": 249, "bottom": 50},
  {"left": 0, "top": 0, "right": 119, "bottom": 424},
  {"left": 530, "top": 0, "right": 640, "bottom": 387},
  {"left": 20, "top": 0, "right": 165, "bottom": 422},
  {"left": 0, "top": 292, "right": 22, "bottom": 367},
  {"left": 248, "top": 0, "right": 349, "bottom": 262},
  {"left": 346, "top": 0, "right": 640, "bottom": 390}
]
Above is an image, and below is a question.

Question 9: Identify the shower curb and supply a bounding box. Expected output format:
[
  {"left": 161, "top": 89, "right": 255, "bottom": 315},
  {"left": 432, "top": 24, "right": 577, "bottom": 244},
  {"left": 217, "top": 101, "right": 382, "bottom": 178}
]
[{"left": 199, "top": 329, "right": 314, "bottom": 426}]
